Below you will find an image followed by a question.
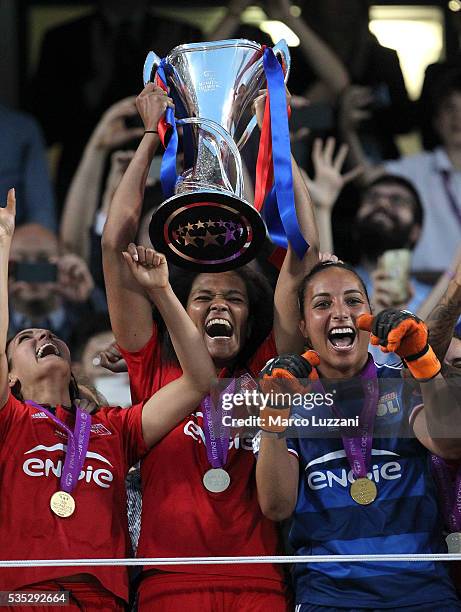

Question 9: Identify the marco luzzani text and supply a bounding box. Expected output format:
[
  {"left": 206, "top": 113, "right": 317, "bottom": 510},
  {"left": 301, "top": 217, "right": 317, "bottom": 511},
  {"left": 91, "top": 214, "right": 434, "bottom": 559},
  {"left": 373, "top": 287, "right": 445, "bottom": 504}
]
[{"left": 220, "top": 389, "right": 359, "bottom": 429}]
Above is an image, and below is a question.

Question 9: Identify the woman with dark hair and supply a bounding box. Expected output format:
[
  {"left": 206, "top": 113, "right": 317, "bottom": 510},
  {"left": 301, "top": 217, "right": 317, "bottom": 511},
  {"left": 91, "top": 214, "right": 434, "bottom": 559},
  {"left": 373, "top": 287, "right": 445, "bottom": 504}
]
[
  {"left": 256, "top": 260, "right": 461, "bottom": 610},
  {"left": 0, "top": 189, "right": 215, "bottom": 610},
  {"left": 102, "top": 85, "right": 319, "bottom": 609},
  {"left": 152, "top": 264, "right": 275, "bottom": 366}
]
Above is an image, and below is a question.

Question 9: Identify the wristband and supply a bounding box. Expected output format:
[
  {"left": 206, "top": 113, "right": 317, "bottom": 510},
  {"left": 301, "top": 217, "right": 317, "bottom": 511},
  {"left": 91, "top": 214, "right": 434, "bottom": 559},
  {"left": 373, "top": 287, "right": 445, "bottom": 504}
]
[
  {"left": 404, "top": 344, "right": 441, "bottom": 381},
  {"left": 259, "top": 429, "right": 287, "bottom": 439},
  {"left": 144, "top": 130, "right": 158, "bottom": 135}
]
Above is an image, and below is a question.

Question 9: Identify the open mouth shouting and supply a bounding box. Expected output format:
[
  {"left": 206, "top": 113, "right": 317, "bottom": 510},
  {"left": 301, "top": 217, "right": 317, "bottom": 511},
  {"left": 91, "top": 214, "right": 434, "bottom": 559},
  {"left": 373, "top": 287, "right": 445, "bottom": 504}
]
[
  {"left": 327, "top": 326, "right": 357, "bottom": 352},
  {"left": 205, "top": 318, "right": 234, "bottom": 340},
  {"left": 35, "top": 342, "right": 61, "bottom": 360}
]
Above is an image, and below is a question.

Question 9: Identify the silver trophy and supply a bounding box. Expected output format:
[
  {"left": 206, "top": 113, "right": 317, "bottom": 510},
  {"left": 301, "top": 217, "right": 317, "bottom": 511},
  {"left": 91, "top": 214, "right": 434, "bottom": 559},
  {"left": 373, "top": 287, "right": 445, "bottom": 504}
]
[{"left": 143, "top": 38, "right": 290, "bottom": 271}]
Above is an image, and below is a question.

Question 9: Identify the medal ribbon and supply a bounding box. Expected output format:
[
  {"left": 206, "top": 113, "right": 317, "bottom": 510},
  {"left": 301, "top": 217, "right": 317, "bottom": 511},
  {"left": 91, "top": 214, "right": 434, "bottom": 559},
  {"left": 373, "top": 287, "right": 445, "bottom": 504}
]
[
  {"left": 201, "top": 378, "right": 238, "bottom": 469},
  {"left": 430, "top": 454, "right": 461, "bottom": 532},
  {"left": 317, "top": 356, "right": 379, "bottom": 480},
  {"left": 25, "top": 400, "right": 91, "bottom": 494}
]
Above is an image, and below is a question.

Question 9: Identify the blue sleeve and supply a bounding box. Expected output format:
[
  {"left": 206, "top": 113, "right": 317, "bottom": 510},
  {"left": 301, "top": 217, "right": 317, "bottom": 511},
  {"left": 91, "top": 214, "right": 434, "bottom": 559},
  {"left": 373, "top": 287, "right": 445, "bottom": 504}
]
[{"left": 286, "top": 437, "right": 300, "bottom": 458}]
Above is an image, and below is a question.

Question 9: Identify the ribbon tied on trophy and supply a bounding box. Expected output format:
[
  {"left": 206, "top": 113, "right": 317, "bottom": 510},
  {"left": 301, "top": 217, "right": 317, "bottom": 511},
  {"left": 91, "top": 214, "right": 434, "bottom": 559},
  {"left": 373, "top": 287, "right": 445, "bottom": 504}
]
[{"left": 143, "top": 39, "right": 308, "bottom": 271}]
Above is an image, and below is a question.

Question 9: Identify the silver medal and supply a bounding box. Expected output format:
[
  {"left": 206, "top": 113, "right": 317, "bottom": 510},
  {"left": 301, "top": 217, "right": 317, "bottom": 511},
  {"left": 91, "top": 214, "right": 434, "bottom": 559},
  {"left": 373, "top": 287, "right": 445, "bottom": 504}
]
[
  {"left": 203, "top": 468, "right": 231, "bottom": 493},
  {"left": 446, "top": 532, "right": 461, "bottom": 553}
]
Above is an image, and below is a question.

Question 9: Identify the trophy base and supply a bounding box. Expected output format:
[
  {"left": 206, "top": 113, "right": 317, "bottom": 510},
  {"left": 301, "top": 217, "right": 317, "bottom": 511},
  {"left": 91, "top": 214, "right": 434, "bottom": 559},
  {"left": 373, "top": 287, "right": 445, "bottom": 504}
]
[{"left": 149, "top": 190, "right": 267, "bottom": 272}]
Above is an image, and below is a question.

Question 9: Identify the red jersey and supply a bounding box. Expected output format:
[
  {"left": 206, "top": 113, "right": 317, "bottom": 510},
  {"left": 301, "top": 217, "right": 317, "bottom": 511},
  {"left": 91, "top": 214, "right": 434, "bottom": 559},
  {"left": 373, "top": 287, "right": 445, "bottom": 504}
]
[
  {"left": 0, "top": 394, "right": 147, "bottom": 601},
  {"left": 119, "top": 325, "right": 284, "bottom": 582}
]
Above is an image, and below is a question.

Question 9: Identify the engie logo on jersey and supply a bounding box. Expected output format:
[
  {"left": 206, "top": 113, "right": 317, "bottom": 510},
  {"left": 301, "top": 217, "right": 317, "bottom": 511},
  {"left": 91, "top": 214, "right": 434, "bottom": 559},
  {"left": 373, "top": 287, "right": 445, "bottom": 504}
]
[
  {"left": 22, "top": 444, "right": 114, "bottom": 488},
  {"left": 306, "top": 449, "right": 402, "bottom": 491}
]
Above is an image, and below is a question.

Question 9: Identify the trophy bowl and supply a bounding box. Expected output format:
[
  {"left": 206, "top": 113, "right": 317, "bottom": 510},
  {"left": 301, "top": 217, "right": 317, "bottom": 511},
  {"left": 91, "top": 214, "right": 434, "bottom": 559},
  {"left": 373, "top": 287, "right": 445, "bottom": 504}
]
[{"left": 144, "top": 38, "right": 290, "bottom": 272}]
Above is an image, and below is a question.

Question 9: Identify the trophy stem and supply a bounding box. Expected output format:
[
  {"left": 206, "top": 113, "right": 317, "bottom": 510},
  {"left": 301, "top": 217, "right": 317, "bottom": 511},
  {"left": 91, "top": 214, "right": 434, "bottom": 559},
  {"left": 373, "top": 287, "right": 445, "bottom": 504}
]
[{"left": 177, "top": 117, "right": 244, "bottom": 198}]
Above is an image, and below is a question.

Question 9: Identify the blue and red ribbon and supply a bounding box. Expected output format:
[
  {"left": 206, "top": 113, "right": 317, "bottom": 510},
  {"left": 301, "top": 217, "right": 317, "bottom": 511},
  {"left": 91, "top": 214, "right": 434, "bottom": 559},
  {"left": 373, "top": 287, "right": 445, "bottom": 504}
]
[
  {"left": 255, "top": 47, "right": 308, "bottom": 261},
  {"left": 155, "top": 61, "right": 179, "bottom": 198}
]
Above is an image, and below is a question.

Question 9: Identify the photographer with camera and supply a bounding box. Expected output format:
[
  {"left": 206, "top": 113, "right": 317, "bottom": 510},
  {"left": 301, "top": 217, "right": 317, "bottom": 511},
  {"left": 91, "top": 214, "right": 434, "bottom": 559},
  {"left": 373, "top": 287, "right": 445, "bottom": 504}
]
[{"left": 8, "top": 223, "right": 103, "bottom": 351}]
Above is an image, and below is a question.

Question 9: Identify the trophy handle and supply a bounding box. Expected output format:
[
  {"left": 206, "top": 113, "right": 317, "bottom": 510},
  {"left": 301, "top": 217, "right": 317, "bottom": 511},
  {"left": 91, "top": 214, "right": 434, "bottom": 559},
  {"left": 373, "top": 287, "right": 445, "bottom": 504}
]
[
  {"left": 177, "top": 117, "right": 244, "bottom": 198},
  {"left": 143, "top": 51, "right": 163, "bottom": 85},
  {"left": 273, "top": 39, "right": 291, "bottom": 82},
  {"left": 236, "top": 39, "right": 291, "bottom": 151}
]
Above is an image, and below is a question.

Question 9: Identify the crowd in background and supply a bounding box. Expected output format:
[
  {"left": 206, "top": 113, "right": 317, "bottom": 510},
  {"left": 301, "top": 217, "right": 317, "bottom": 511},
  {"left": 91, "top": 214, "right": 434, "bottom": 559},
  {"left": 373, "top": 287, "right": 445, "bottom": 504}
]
[
  {"left": 4, "top": 0, "right": 461, "bottom": 368},
  {"left": 1, "top": 0, "right": 461, "bottom": 610}
]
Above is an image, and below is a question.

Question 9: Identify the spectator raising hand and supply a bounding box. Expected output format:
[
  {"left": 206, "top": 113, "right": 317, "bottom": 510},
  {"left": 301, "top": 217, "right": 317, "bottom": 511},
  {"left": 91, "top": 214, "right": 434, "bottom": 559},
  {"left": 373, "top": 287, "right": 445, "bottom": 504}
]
[
  {"left": 97, "top": 342, "right": 127, "bottom": 374},
  {"left": 304, "top": 138, "right": 363, "bottom": 209},
  {"left": 100, "top": 151, "right": 135, "bottom": 218},
  {"left": 370, "top": 268, "right": 413, "bottom": 314},
  {"left": 91, "top": 96, "right": 144, "bottom": 150},
  {"left": 303, "top": 137, "right": 363, "bottom": 252},
  {"left": 55, "top": 253, "right": 95, "bottom": 303},
  {"left": 60, "top": 96, "right": 145, "bottom": 263}
]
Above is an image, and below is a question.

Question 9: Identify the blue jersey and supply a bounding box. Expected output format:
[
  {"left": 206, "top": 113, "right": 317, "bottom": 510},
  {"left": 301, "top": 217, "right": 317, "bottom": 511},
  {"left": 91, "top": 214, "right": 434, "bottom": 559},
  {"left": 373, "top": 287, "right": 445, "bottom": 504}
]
[{"left": 285, "top": 359, "right": 457, "bottom": 608}]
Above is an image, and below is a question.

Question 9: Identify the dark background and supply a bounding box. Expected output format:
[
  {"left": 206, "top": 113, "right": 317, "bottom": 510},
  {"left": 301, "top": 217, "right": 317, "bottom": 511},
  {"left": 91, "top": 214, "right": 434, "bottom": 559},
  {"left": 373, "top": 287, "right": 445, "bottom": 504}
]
[{"left": 0, "top": 0, "right": 457, "bottom": 109}]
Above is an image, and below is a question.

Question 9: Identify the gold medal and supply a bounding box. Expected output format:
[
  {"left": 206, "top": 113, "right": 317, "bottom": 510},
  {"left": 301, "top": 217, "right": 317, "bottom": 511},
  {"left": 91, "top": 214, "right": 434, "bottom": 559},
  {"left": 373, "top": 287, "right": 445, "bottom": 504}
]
[
  {"left": 350, "top": 478, "right": 377, "bottom": 505},
  {"left": 50, "top": 491, "right": 76, "bottom": 518}
]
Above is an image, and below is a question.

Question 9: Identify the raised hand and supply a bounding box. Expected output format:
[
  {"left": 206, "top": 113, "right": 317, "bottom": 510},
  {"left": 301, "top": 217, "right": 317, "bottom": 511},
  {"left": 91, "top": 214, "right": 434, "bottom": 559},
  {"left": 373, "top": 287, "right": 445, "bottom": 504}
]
[
  {"left": 96, "top": 342, "right": 128, "bottom": 374},
  {"left": 357, "top": 310, "right": 441, "bottom": 381},
  {"left": 56, "top": 253, "right": 95, "bottom": 303},
  {"left": 73, "top": 398, "right": 99, "bottom": 415},
  {"left": 303, "top": 138, "right": 363, "bottom": 209},
  {"left": 136, "top": 83, "right": 175, "bottom": 132},
  {"left": 319, "top": 252, "right": 342, "bottom": 264},
  {"left": 258, "top": 351, "right": 320, "bottom": 433},
  {"left": 0, "top": 189, "right": 16, "bottom": 243},
  {"left": 252, "top": 87, "right": 293, "bottom": 130},
  {"left": 265, "top": 0, "right": 293, "bottom": 20},
  {"left": 100, "top": 150, "right": 135, "bottom": 215},
  {"left": 371, "top": 269, "right": 412, "bottom": 313},
  {"left": 122, "top": 243, "right": 169, "bottom": 291},
  {"left": 338, "top": 85, "right": 374, "bottom": 133},
  {"left": 91, "top": 96, "right": 144, "bottom": 150},
  {"left": 259, "top": 351, "right": 320, "bottom": 390}
]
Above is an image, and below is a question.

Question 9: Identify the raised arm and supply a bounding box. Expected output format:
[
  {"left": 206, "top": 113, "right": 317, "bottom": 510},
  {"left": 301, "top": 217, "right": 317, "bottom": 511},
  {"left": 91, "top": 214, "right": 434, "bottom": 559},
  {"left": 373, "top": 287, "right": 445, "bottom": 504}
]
[
  {"left": 255, "top": 353, "right": 320, "bottom": 520},
  {"left": 0, "top": 189, "right": 16, "bottom": 409},
  {"left": 60, "top": 96, "right": 143, "bottom": 262},
  {"left": 273, "top": 153, "right": 319, "bottom": 355},
  {"left": 338, "top": 86, "right": 385, "bottom": 185},
  {"left": 425, "top": 250, "right": 461, "bottom": 361},
  {"left": 358, "top": 310, "right": 461, "bottom": 460},
  {"left": 251, "top": 90, "right": 319, "bottom": 354},
  {"left": 209, "top": 0, "right": 254, "bottom": 41},
  {"left": 302, "top": 138, "right": 363, "bottom": 253},
  {"left": 102, "top": 84, "right": 174, "bottom": 351},
  {"left": 122, "top": 245, "right": 215, "bottom": 448},
  {"left": 267, "top": 0, "right": 349, "bottom": 96}
]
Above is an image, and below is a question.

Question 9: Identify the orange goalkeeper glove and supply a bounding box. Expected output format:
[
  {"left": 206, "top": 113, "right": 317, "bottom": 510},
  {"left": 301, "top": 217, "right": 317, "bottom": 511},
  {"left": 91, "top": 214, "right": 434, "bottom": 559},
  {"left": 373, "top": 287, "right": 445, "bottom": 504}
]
[
  {"left": 357, "top": 309, "right": 441, "bottom": 381},
  {"left": 258, "top": 351, "right": 320, "bottom": 433}
]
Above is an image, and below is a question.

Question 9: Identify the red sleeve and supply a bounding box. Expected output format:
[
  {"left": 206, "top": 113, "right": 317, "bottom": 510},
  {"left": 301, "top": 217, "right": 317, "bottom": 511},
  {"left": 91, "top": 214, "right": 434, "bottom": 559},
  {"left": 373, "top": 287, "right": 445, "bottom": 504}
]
[
  {"left": 117, "top": 324, "right": 162, "bottom": 404},
  {"left": 248, "top": 330, "right": 277, "bottom": 376},
  {"left": 100, "top": 403, "right": 148, "bottom": 468},
  {"left": 0, "top": 393, "right": 24, "bottom": 440}
]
